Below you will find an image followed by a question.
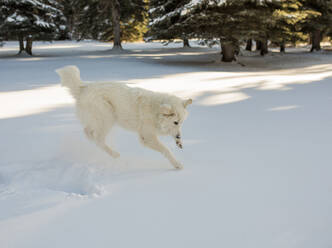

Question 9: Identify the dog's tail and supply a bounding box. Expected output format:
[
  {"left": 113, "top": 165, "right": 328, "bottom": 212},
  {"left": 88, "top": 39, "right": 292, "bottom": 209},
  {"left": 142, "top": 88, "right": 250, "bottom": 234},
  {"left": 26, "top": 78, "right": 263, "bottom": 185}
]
[{"left": 56, "top": 65, "right": 82, "bottom": 99}]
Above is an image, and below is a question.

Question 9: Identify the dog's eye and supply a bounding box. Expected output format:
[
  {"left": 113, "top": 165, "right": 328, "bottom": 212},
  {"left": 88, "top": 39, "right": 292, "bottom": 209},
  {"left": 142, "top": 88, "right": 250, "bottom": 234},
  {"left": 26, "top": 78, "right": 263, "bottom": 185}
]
[{"left": 174, "top": 121, "right": 179, "bottom": 125}]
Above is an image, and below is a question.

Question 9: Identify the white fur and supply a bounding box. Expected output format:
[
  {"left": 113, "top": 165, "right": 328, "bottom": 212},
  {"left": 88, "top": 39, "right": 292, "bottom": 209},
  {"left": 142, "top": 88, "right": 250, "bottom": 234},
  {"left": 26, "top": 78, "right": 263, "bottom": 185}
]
[{"left": 56, "top": 65, "right": 192, "bottom": 169}]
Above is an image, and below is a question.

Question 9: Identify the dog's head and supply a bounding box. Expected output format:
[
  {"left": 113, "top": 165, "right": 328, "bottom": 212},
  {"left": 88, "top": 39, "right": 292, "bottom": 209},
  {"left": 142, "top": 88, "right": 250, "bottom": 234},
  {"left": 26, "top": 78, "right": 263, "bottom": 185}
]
[{"left": 157, "top": 98, "right": 192, "bottom": 148}]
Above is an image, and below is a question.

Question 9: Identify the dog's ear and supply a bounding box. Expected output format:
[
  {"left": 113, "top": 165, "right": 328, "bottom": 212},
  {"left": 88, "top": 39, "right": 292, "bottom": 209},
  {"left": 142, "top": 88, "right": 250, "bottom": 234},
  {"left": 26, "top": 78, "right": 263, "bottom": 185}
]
[
  {"left": 160, "top": 104, "right": 175, "bottom": 117},
  {"left": 183, "top": 99, "right": 192, "bottom": 108}
]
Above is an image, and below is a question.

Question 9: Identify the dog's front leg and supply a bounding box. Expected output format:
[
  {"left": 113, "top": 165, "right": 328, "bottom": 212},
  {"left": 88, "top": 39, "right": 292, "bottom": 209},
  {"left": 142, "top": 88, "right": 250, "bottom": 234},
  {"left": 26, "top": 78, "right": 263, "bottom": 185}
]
[{"left": 139, "top": 134, "right": 183, "bottom": 169}]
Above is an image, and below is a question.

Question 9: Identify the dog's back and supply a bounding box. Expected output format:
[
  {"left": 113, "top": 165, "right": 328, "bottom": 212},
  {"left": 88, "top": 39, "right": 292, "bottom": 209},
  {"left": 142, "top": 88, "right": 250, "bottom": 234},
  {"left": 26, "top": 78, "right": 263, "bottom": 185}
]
[
  {"left": 57, "top": 66, "right": 157, "bottom": 132},
  {"left": 79, "top": 82, "right": 145, "bottom": 131}
]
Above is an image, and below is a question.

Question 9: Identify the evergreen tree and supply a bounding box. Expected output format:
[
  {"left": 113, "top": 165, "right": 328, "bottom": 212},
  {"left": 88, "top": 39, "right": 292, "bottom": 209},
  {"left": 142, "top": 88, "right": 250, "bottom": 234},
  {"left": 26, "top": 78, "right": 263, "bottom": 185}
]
[
  {"left": 176, "top": 0, "right": 281, "bottom": 61},
  {"left": 75, "top": 0, "right": 147, "bottom": 50},
  {"left": 147, "top": 0, "right": 192, "bottom": 47},
  {"left": 299, "top": 0, "right": 332, "bottom": 51},
  {"left": 0, "top": 4, "right": 5, "bottom": 46},
  {"left": 149, "top": 0, "right": 309, "bottom": 60},
  {"left": 261, "top": 0, "right": 306, "bottom": 53},
  {"left": 0, "top": 0, "right": 66, "bottom": 55},
  {"left": 148, "top": 0, "right": 330, "bottom": 58},
  {"left": 56, "top": 0, "right": 79, "bottom": 39},
  {"left": 75, "top": 0, "right": 107, "bottom": 41}
]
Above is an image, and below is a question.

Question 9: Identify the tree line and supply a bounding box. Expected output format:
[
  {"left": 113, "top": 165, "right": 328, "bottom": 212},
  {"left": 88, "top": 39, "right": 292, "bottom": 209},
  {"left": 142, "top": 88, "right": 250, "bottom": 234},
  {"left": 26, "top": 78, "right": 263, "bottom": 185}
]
[{"left": 0, "top": 0, "right": 332, "bottom": 61}]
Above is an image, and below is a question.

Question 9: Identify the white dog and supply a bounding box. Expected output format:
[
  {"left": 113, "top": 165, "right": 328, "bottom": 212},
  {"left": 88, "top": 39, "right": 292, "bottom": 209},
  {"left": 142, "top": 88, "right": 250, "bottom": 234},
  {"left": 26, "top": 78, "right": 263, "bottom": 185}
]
[{"left": 56, "top": 66, "right": 192, "bottom": 169}]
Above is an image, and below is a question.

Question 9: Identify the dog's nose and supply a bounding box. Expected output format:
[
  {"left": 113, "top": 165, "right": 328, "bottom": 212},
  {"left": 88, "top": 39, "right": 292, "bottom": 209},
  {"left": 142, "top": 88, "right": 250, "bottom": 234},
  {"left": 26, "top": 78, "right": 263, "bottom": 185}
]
[{"left": 176, "top": 134, "right": 181, "bottom": 139}]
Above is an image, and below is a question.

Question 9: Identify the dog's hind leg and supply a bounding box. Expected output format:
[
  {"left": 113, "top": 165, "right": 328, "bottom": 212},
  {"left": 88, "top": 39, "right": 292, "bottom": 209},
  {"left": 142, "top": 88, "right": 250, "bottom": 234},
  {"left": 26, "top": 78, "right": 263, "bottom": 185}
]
[
  {"left": 139, "top": 133, "right": 183, "bottom": 169},
  {"left": 84, "top": 125, "right": 120, "bottom": 159},
  {"left": 81, "top": 97, "right": 120, "bottom": 159},
  {"left": 96, "top": 127, "right": 120, "bottom": 159},
  {"left": 99, "top": 142, "right": 120, "bottom": 159}
]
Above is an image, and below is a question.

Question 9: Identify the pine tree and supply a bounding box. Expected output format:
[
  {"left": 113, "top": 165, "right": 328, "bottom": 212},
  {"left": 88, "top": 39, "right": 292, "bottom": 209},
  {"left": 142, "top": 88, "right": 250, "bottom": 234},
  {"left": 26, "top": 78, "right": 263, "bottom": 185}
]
[
  {"left": 0, "top": 4, "right": 5, "bottom": 46},
  {"left": 56, "top": 0, "right": 79, "bottom": 39},
  {"left": 176, "top": 0, "right": 281, "bottom": 61},
  {"left": 149, "top": 0, "right": 297, "bottom": 60},
  {"left": 75, "top": 0, "right": 147, "bottom": 50},
  {"left": 255, "top": 0, "right": 302, "bottom": 53},
  {"left": 299, "top": 0, "right": 332, "bottom": 51},
  {"left": 147, "top": 0, "right": 192, "bottom": 47},
  {"left": 148, "top": 0, "right": 329, "bottom": 58},
  {"left": 0, "top": 0, "right": 66, "bottom": 55},
  {"left": 266, "top": 0, "right": 330, "bottom": 53},
  {"left": 75, "top": 0, "right": 107, "bottom": 41}
]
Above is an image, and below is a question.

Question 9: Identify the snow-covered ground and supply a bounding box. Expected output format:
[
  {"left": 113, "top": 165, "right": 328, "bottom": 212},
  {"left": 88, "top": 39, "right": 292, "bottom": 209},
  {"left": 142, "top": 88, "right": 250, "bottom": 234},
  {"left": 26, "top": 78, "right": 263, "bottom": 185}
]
[{"left": 1, "top": 41, "right": 332, "bottom": 248}]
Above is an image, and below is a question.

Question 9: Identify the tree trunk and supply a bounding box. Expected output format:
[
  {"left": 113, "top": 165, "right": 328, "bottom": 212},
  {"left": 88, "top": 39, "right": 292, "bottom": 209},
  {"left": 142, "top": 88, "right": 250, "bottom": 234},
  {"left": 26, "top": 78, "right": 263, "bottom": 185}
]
[
  {"left": 256, "top": 40, "right": 262, "bottom": 51},
  {"left": 68, "top": 8, "right": 75, "bottom": 39},
  {"left": 221, "top": 42, "right": 235, "bottom": 62},
  {"left": 18, "top": 35, "right": 24, "bottom": 54},
  {"left": 260, "top": 40, "right": 268, "bottom": 56},
  {"left": 110, "top": 0, "right": 122, "bottom": 50},
  {"left": 25, "top": 36, "right": 33, "bottom": 55},
  {"left": 310, "top": 30, "right": 321, "bottom": 52},
  {"left": 183, "top": 38, "right": 190, "bottom": 47},
  {"left": 245, "top": 39, "right": 252, "bottom": 51},
  {"left": 280, "top": 43, "right": 285, "bottom": 53}
]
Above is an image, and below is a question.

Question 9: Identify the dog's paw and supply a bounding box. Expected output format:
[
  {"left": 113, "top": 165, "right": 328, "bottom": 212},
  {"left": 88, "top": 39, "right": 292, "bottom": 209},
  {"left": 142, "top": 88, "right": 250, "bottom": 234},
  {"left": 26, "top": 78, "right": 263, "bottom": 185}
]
[{"left": 173, "top": 162, "right": 183, "bottom": 170}]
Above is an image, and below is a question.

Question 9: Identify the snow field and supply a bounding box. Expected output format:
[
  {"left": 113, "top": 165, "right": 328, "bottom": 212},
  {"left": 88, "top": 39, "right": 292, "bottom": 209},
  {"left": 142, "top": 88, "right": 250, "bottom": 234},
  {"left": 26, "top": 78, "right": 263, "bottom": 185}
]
[{"left": 0, "top": 41, "right": 332, "bottom": 248}]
